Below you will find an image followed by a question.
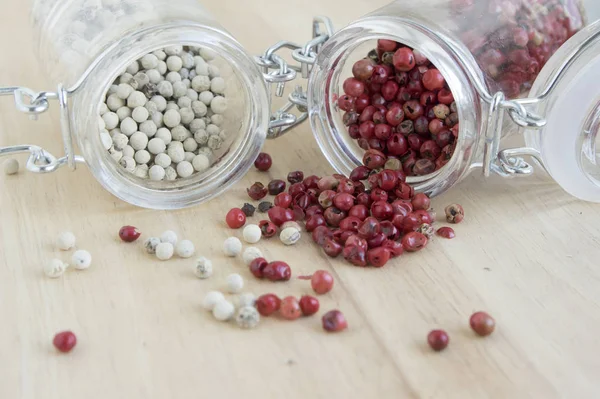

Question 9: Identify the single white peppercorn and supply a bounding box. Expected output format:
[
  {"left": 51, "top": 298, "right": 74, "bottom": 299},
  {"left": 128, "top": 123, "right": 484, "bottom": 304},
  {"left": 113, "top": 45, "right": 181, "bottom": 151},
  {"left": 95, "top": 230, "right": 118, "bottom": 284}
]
[
  {"left": 235, "top": 306, "right": 260, "bottom": 329},
  {"left": 223, "top": 237, "right": 242, "bottom": 257},
  {"left": 154, "top": 153, "right": 171, "bottom": 168},
  {"left": 210, "top": 96, "right": 228, "bottom": 114},
  {"left": 208, "top": 65, "right": 220, "bottom": 78},
  {"left": 160, "top": 230, "right": 178, "bottom": 246},
  {"left": 110, "top": 128, "right": 122, "bottom": 137},
  {"left": 149, "top": 165, "right": 165, "bottom": 181},
  {"left": 123, "top": 145, "right": 136, "bottom": 159},
  {"left": 141, "top": 53, "right": 159, "bottom": 69},
  {"left": 175, "top": 240, "right": 195, "bottom": 258},
  {"left": 127, "top": 91, "right": 147, "bottom": 108},
  {"left": 202, "top": 290, "right": 224, "bottom": 310},
  {"left": 211, "top": 114, "right": 224, "bottom": 126},
  {"left": 139, "top": 120, "right": 158, "bottom": 137},
  {"left": 134, "top": 150, "right": 151, "bottom": 164},
  {"left": 167, "top": 145, "right": 185, "bottom": 163},
  {"left": 165, "top": 45, "right": 183, "bottom": 56},
  {"left": 129, "top": 131, "right": 149, "bottom": 151},
  {"left": 191, "top": 100, "right": 207, "bottom": 117},
  {"left": 186, "top": 89, "right": 198, "bottom": 101},
  {"left": 132, "top": 106, "right": 149, "bottom": 123},
  {"left": 163, "top": 109, "right": 181, "bottom": 128},
  {"left": 157, "top": 81, "right": 173, "bottom": 97},
  {"left": 207, "top": 135, "right": 223, "bottom": 150},
  {"left": 280, "top": 227, "right": 301, "bottom": 246},
  {"left": 165, "top": 166, "right": 178, "bottom": 181},
  {"left": 191, "top": 76, "right": 210, "bottom": 92},
  {"left": 71, "top": 250, "right": 92, "bottom": 270},
  {"left": 155, "top": 242, "right": 174, "bottom": 261},
  {"left": 134, "top": 165, "right": 149, "bottom": 178},
  {"left": 210, "top": 77, "right": 226, "bottom": 94},
  {"left": 195, "top": 62, "right": 209, "bottom": 77},
  {"left": 100, "top": 131, "right": 113, "bottom": 150},
  {"left": 108, "top": 84, "right": 119, "bottom": 94},
  {"left": 3, "top": 159, "right": 19, "bottom": 175},
  {"left": 237, "top": 293, "right": 257, "bottom": 308},
  {"left": 198, "top": 91, "right": 214, "bottom": 106},
  {"left": 102, "top": 112, "right": 119, "bottom": 130},
  {"left": 189, "top": 70, "right": 197, "bottom": 80},
  {"left": 109, "top": 149, "right": 123, "bottom": 162},
  {"left": 151, "top": 95, "right": 167, "bottom": 111},
  {"left": 165, "top": 102, "right": 179, "bottom": 111},
  {"left": 126, "top": 61, "right": 140, "bottom": 75},
  {"left": 145, "top": 101, "right": 158, "bottom": 114},
  {"left": 147, "top": 69, "right": 162, "bottom": 84},
  {"left": 212, "top": 300, "right": 235, "bottom": 321},
  {"left": 56, "top": 231, "right": 76, "bottom": 250},
  {"left": 154, "top": 128, "right": 172, "bottom": 145},
  {"left": 195, "top": 257, "right": 213, "bottom": 279},
  {"left": 166, "top": 71, "right": 182, "bottom": 83},
  {"left": 242, "top": 247, "right": 263, "bottom": 266},
  {"left": 153, "top": 49, "right": 167, "bottom": 60},
  {"left": 172, "top": 81, "right": 187, "bottom": 98},
  {"left": 120, "top": 117, "right": 138, "bottom": 136},
  {"left": 181, "top": 52, "right": 195, "bottom": 69},
  {"left": 176, "top": 161, "right": 194, "bottom": 178},
  {"left": 116, "top": 107, "right": 132, "bottom": 121},
  {"left": 194, "top": 130, "right": 209, "bottom": 146},
  {"left": 133, "top": 72, "right": 150, "bottom": 87},
  {"left": 119, "top": 72, "right": 134, "bottom": 84},
  {"left": 112, "top": 133, "right": 129, "bottom": 151},
  {"left": 142, "top": 237, "right": 160, "bottom": 255},
  {"left": 147, "top": 138, "right": 166, "bottom": 155},
  {"left": 171, "top": 125, "right": 189, "bottom": 142},
  {"left": 179, "top": 108, "right": 195, "bottom": 125},
  {"left": 117, "top": 83, "right": 134, "bottom": 100},
  {"left": 242, "top": 224, "right": 261, "bottom": 244},
  {"left": 99, "top": 102, "right": 108, "bottom": 115},
  {"left": 200, "top": 48, "right": 216, "bottom": 60},
  {"left": 119, "top": 156, "right": 136, "bottom": 172},
  {"left": 177, "top": 97, "right": 192, "bottom": 109},
  {"left": 198, "top": 147, "right": 213, "bottom": 158},
  {"left": 182, "top": 137, "right": 198, "bottom": 152},
  {"left": 190, "top": 118, "right": 206, "bottom": 133},
  {"left": 44, "top": 258, "right": 68, "bottom": 278},
  {"left": 157, "top": 60, "right": 167, "bottom": 75},
  {"left": 192, "top": 154, "right": 210, "bottom": 172},
  {"left": 206, "top": 124, "right": 220, "bottom": 136}
]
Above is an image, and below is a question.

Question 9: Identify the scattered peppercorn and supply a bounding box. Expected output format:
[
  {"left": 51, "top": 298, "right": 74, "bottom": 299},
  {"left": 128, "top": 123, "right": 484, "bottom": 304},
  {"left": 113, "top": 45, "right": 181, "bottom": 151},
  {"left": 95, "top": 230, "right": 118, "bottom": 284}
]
[
  {"left": 53, "top": 331, "right": 77, "bottom": 353},
  {"left": 254, "top": 152, "right": 272, "bottom": 171},
  {"left": 427, "top": 330, "right": 449, "bottom": 351},
  {"left": 280, "top": 296, "right": 302, "bottom": 320},
  {"left": 322, "top": 310, "right": 348, "bottom": 332},
  {"left": 445, "top": 203, "right": 464, "bottom": 223},
  {"left": 311, "top": 270, "right": 334, "bottom": 295},
  {"left": 255, "top": 294, "right": 281, "bottom": 316},
  {"left": 119, "top": 225, "right": 141, "bottom": 242},
  {"left": 259, "top": 220, "right": 277, "bottom": 238},
  {"left": 469, "top": 311, "right": 496, "bottom": 337},
  {"left": 241, "top": 203, "right": 256, "bottom": 217},
  {"left": 226, "top": 208, "right": 246, "bottom": 229},
  {"left": 299, "top": 296, "right": 320, "bottom": 316},
  {"left": 247, "top": 182, "right": 268, "bottom": 201},
  {"left": 436, "top": 226, "right": 455, "bottom": 239},
  {"left": 258, "top": 201, "right": 273, "bottom": 213}
]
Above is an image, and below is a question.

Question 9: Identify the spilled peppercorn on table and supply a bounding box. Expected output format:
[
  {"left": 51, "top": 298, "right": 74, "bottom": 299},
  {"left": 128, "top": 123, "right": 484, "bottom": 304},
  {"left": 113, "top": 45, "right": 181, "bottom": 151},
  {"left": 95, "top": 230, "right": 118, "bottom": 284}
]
[{"left": 2, "top": 1, "right": 600, "bottom": 398}]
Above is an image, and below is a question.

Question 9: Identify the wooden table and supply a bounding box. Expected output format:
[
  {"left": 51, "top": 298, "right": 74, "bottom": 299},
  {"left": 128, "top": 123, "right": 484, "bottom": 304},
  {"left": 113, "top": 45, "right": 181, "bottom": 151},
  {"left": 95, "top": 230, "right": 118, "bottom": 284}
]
[{"left": 1, "top": 1, "right": 599, "bottom": 398}]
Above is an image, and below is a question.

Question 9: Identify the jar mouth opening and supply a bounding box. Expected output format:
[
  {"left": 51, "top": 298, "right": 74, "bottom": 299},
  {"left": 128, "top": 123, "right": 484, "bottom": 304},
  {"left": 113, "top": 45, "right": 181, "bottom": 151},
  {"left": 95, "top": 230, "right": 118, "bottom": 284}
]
[
  {"left": 309, "top": 17, "right": 481, "bottom": 196},
  {"left": 73, "top": 24, "right": 269, "bottom": 209}
]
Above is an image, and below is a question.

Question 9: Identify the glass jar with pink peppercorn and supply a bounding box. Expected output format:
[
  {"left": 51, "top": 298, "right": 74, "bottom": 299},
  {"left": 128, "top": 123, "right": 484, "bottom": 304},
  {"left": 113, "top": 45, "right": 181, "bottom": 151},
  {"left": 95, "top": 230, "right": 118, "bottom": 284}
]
[{"left": 308, "top": 0, "right": 600, "bottom": 202}]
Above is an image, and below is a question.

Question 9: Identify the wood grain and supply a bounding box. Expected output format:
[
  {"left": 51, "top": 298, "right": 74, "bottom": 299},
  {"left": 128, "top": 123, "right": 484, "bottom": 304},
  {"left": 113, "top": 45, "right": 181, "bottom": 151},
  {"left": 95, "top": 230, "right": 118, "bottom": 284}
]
[{"left": 1, "top": 1, "right": 600, "bottom": 398}]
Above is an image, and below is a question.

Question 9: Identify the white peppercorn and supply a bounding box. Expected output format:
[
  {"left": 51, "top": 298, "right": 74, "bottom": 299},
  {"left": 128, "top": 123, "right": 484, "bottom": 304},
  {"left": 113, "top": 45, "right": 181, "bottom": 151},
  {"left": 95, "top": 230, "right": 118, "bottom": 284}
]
[
  {"left": 106, "top": 94, "right": 125, "bottom": 111},
  {"left": 100, "top": 131, "right": 113, "bottom": 150},
  {"left": 144, "top": 100, "right": 158, "bottom": 114},
  {"left": 119, "top": 117, "right": 137, "bottom": 136},
  {"left": 206, "top": 124, "right": 220, "bottom": 136},
  {"left": 192, "top": 154, "right": 210, "bottom": 172},
  {"left": 191, "top": 100, "right": 207, "bottom": 117},
  {"left": 195, "top": 62, "right": 209, "bottom": 76},
  {"left": 129, "top": 131, "right": 149, "bottom": 151},
  {"left": 157, "top": 81, "right": 173, "bottom": 97},
  {"left": 132, "top": 106, "right": 149, "bottom": 123},
  {"left": 237, "top": 293, "right": 257, "bottom": 308},
  {"left": 210, "top": 77, "right": 226, "bottom": 94},
  {"left": 210, "top": 96, "right": 228, "bottom": 114},
  {"left": 196, "top": 258, "right": 214, "bottom": 280},
  {"left": 99, "top": 102, "right": 108, "bottom": 115},
  {"left": 165, "top": 166, "right": 177, "bottom": 180},
  {"left": 166, "top": 55, "right": 183, "bottom": 72},
  {"left": 116, "top": 106, "right": 132, "bottom": 122},
  {"left": 171, "top": 125, "right": 189, "bottom": 142},
  {"left": 110, "top": 128, "right": 122, "bottom": 137},
  {"left": 223, "top": 237, "right": 242, "bottom": 257},
  {"left": 181, "top": 52, "right": 195, "bottom": 69},
  {"left": 151, "top": 95, "right": 167, "bottom": 111},
  {"left": 198, "top": 147, "right": 213, "bottom": 158},
  {"left": 126, "top": 61, "right": 140, "bottom": 75},
  {"left": 200, "top": 48, "right": 216, "bottom": 60},
  {"left": 144, "top": 237, "right": 161, "bottom": 254},
  {"left": 163, "top": 109, "right": 181, "bottom": 128},
  {"left": 147, "top": 69, "right": 162, "bottom": 84},
  {"left": 242, "top": 225, "right": 262, "bottom": 244},
  {"left": 207, "top": 135, "right": 223, "bottom": 150},
  {"left": 179, "top": 68, "right": 189, "bottom": 80},
  {"left": 208, "top": 65, "right": 220, "bottom": 78},
  {"left": 141, "top": 53, "right": 158, "bottom": 69},
  {"left": 72, "top": 250, "right": 92, "bottom": 270},
  {"left": 108, "top": 84, "right": 119, "bottom": 95},
  {"left": 157, "top": 60, "right": 167, "bottom": 75},
  {"left": 183, "top": 137, "right": 198, "bottom": 152},
  {"left": 119, "top": 156, "right": 136, "bottom": 172},
  {"left": 226, "top": 273, "right": 244, "bottom": 294},
  {"left": 156, "top": 242, "right": 174, "bottom": 261},
  {"left": 133, "top": 72, "right": 150, "bottom": 88},
  {"left": 179, "top": 108, "right": 195, "bottom": 125},
  {"left": 243, "top": 247, "right": 264, "bottom": 268},
  {"left": 117, "top": 83, "right": 134, "bottom": 100},
  {"left": 122, "top": 145, "right": 135, "bottom": 158},
  {"left": 112, "top": 133, "right": 128, "bottom": 151},
  {"left": 153, "top": 49, "right": 167, "bottom": 60},
  {"left": 149, "top": 165, "right": 165, "bottom": 181},
  {"left": 191, "top": 76, "right": 211, "bottom": 93},
  {"left": 167, "top": 146, "right": 184, "bottom": 163},
  {"left": 172, "top": 81, "right": 187, "bottom": 98},
  {"left": 56, "top": 231, "right": 76, "bottom": 250},
  {"left": 212, "top": 300, "right": 235, "bottom": 321},
  {"left": 102, "top": 112, "right": 119, "bottom": 129},
  {"left": 176, "top": 161, "right": 194, "bottom": 178},
  {"left": 155, "top": 128, "right": 172, "bottom": 145},
  {"left": 109, "top": 149, "right": 123, "bottom": 162},
  {"left": 175, "top": 240, "right": 195, "bottom": 258},
  {"left": 134, "top": 150, "right": 151, "bottom": 164},
  {"left": 280, "top": 227, "right": 301, "bottom": 246},
  {"left": 44, "top": 259, "right": 68, "bottom": 278},
  {"left": 154, "top": 153, "right": 171, "bottom": 168},
  {"left": 165, "top": 45, "right": 183, "bottom": 56},
  {"left": 198, "top": 91, "right": 214, "bottom": 106},
  {"left": 159, "top": 230, "right": 177, "bottom": 245},
  {"left": 165, "top": 102, "right": 179, "bottom": 111},
  {"left": 186, "top": 89, "right": 198, "bottom": 101},
  {"left": 202, "top": 290, "right": 224, "bottom": 310},
  {"left": 150, "top": 111, "right": 164, "bottom": 129},
  {"left": 190, "top": 119, "right": 206, "bottom": 134},
  {"left": 177, "top": 97, "right": 192, "bottom": 109},
  {"left": 182, "top": 79, "right": 191, "bottom": 89},
  {"left": 119, "top": 72, "right": 133, "bottom": 84},
  {"left": 133, "top": 164, "right": 149, "bottom": 178},
  {"left": 211, "top": 114, "right": 224, "bottom": 126},
  {"left": 166, "top": 71, "right": 182, "bottom": 83},
  {"left": 189, "top": 70, "right": 197, "bottom": 79},
  {"left": 139, "top": 120, "right": 158, "bottom": 137},
  {"left": 127, "top": 91, "right": 147, "bottom": 108},
  {"left": 147, "top": 137, "right": 166, "bottom": 155},
  {"left": 236, "top": 306, "right": 260, "bottom": 329}
]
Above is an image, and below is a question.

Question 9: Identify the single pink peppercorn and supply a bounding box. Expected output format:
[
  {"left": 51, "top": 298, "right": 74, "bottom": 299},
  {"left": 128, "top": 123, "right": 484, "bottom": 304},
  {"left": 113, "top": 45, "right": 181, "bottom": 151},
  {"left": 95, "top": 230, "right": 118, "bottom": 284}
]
[
  {"left": 255, "top": 294, "right": 281, "bottom": 316},
  {"left": 311, "top": 270, "right": 334, "bottom": 295},
  {"left": 427, "top": 330, "right": 449, "bottom": 352},
  {"left": 322, "top": 310, "right": 348, "bottom": 332},
  {"left": 119, "top": 225, "right": 141, "bottom": 242},
  {"left": 469, "top": 311, "right": 496, "bottom": 336},
  {"left": 254, "top": 152, "right": 272, "bottom": 171},
  {"left": 226, "top": 208, "right": 246, "bottom": 229},
  {"left": 299, "top": 296, "right": 320, "bottom": 316},
  {"left": 437, "top": 226, "right": 456, "bottom": 239},
  {"left": 263, "top": 261, "right": 292, "bottom": 281},
  {"left": 280, "top": 296, "right": 302, "bottom": 320},
  {"left": 53, "top": 331, "right": 77, "bottom": 353}
]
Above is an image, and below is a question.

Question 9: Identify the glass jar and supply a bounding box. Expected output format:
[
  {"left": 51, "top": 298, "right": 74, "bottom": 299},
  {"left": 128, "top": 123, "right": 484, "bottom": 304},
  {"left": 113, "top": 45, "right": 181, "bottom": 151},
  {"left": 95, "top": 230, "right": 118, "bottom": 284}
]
[
  {"left": 308, "top": 0, "right": 600, "bottom": 202},
  {"left": 24, "top": 0, "right": 270, "bottom": 209}
]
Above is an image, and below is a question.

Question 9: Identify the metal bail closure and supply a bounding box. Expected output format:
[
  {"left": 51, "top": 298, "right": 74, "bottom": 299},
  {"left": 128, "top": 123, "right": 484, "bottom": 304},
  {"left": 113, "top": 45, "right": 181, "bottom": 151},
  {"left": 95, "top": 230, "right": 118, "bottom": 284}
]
[{"left": 0, "top": 84, "right": 84, "bottom": 173}]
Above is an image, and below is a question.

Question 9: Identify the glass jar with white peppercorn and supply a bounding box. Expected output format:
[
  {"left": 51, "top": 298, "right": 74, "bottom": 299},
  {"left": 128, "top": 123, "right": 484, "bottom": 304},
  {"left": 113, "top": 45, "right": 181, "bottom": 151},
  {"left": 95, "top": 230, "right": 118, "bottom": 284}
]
[
  {"left": 307, "top": 0, "right": 600, "bottom": 202},
  {"left": 19, "top": 0, "right": 270, "bottom": 209}
]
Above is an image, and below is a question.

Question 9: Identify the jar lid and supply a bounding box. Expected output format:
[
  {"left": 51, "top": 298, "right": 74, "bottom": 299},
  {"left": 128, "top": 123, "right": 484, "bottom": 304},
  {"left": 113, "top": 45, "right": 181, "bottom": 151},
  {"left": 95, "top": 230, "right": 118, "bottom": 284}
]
[{"left": 525, "top": 20, "right": 600, "bottom": 202}]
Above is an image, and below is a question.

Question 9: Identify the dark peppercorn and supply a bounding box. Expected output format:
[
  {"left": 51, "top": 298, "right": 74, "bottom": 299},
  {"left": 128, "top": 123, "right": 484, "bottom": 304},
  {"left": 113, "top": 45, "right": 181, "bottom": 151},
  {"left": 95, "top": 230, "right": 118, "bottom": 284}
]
[
  {"left": 258, "top": 201, "right": 273, "bottom": 213},
  {"left": 241, "top": 203, "right": 256, "bottom": 217}
]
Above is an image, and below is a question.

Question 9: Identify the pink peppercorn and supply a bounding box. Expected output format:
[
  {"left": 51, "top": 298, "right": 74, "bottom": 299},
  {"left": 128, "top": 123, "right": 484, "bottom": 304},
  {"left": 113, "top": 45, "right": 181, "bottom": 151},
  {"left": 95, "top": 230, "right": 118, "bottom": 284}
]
[
  {"left": 53, "top": 331, "right": 77, "bottom": 353},
  {"left": 254, "top": 152, "right": 272, "bottom": 171},
  {"left": 322, "top": 310, "right": 348, "bottom": 332},
  {"left": 427, "top": 330, "right": 449, "bottom": 351},
  {"left": 311, "top": 270, "right": 334, "bottom": 295},
  {"left": 280, "top": 296, "right": 302, "bottom": 320},
  {"left": 299, "top": 296, "right": 320, "bottom": 316},
  {"left": 255, "top": 294, "right": 281, "bottom": 316},
  {"left": 119, "top": 225, "right": 141, "bottom": 242}
]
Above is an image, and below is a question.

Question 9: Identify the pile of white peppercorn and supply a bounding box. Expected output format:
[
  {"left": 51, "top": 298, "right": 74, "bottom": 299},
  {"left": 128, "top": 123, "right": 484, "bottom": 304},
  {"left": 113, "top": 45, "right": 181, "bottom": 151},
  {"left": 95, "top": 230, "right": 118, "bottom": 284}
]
[{"left": 98, "top": 45, "right": 229, "bottom": 181}]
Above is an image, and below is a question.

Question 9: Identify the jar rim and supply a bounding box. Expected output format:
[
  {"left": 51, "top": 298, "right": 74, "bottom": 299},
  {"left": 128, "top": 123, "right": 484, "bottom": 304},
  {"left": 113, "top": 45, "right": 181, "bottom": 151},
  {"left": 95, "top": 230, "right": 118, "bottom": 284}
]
[{"left": 72, "top": 23, "right": 269, "bottom": 209}]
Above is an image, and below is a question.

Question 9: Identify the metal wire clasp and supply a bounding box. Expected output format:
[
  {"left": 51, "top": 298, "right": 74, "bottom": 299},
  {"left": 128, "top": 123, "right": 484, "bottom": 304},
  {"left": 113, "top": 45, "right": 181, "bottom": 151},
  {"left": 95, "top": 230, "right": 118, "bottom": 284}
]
[
  {"left": 0, "top": 85, "right": 83, "bottom": 173},
  {"left": 255, "top": 16, "right": 334, "bottom": 138}
]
